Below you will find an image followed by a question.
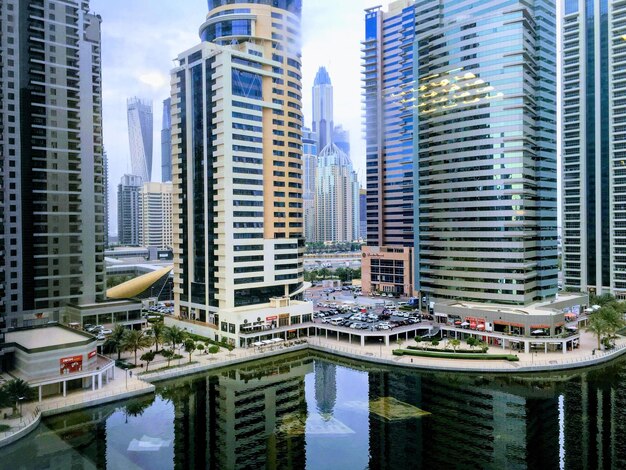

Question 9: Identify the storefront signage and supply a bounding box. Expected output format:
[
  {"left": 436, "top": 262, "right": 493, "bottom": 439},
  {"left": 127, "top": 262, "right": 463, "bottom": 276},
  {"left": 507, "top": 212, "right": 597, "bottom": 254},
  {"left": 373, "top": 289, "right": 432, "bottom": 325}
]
[
  {"left": 88, "top": 350, "right": 97, "bottom": 359},
  {"left": 266, "top": 316, "right": 278, "bottom": 321},
  {"left": 60, "top": 355, "right": 83, "bottom": 374}
]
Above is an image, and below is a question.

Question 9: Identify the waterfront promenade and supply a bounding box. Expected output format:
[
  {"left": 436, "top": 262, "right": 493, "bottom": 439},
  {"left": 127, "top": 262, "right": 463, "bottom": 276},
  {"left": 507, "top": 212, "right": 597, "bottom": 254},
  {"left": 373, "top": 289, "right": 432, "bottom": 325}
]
[{"left": 1, "top": 329, "right": 625, "bottom": 448}]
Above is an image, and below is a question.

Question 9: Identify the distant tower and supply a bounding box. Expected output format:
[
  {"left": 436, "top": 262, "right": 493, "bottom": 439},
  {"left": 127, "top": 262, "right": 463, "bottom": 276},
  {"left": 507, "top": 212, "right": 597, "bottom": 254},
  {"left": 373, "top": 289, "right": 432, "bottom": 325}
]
[
  {"left": 303, "top": 128, "right": 318, "bottom": 242},
  {"left": 161, "top": 98, "right": 172, "bottom": 182},
  {"left": 312, "top": 66, "right": 333, "bottom": 152},
  {"left": 315, "top": 144, "right": 360, "bottom": 243},
  {"left": 117, "top": 175, "right": 142, "bottom": 246},
  {"left": 127, "top": 97, "right": 153, "bottom": 183}
]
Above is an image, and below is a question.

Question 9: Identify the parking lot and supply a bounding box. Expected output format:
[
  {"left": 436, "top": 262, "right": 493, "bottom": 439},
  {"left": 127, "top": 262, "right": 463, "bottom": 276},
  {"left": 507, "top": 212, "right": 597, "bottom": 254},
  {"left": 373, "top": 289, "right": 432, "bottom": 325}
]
[{"left": 309, "top": 288, "right": 435, "bottom": 334}]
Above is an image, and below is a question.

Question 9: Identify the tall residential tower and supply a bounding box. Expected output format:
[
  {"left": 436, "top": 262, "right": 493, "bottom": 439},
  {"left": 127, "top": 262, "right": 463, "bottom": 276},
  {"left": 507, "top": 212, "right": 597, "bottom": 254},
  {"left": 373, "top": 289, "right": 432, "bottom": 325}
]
[
  {"left": 127, "top": 97, "right": 153, "bottom": 183},
  {"left": 562, "top": 0, "right": 626, "bottom": 297},
  {"left": 0, "top": 0, "right": 106, "bottom": 334},
  {"left": 360, "top": 1, "right": 417, "bottom": 296},
  {"left": 170, "top": 0, "right": 311, "bottom": 347}
]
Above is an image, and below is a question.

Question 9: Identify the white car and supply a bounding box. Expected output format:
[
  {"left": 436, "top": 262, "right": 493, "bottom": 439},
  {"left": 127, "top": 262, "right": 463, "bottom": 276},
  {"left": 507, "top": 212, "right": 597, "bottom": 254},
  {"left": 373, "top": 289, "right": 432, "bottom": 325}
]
[{"left": 100, "top": 328, "right": 113, "bottom": 335}]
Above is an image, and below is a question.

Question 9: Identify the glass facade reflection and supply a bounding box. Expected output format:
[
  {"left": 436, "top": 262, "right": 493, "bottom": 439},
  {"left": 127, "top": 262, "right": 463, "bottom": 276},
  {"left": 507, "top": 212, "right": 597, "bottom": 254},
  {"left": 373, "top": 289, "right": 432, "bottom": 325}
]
[
  {"left": 8, "top": 353, "right": 626, "bottom": 469},
  {"left": 414, "top": 0, "right": 558, "bottom": 305}
]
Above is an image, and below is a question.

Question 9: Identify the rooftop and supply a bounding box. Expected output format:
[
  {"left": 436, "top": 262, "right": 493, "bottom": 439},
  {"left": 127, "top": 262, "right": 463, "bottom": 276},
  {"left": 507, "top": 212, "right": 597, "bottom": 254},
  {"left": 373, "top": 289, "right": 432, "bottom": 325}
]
[{"left": 6, "top": 326, "right": 94, "bottom": 351}]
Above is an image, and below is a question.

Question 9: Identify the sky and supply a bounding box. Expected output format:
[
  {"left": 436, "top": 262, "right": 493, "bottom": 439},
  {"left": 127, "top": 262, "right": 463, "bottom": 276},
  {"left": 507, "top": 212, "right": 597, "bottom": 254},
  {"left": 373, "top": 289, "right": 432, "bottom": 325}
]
[{"left": 92, "top": 0, "right": 391, "bottom": 235}]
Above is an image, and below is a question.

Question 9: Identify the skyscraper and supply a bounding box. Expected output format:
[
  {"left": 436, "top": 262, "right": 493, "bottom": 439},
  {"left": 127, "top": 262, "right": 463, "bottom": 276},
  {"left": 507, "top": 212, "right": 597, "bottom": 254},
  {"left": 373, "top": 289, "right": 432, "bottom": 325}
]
[
  {"left": 315, "top": 144, "right": 360, "bottom": 243},
  {"left": 127, "top": 97, "right": 153, "bottom": 183},
  {"left": 303, "top": 127, "right": 318, "bottom": 242},
  {"left": 0, "top": 0, "right": 106, "bottom": 333},
  {"left": 562, "top": 0, "right": 626, "bottom": 297},
  {"left": 413, "top": 0, "right": 558, "bottom": 305},
  {"left": 117, "top": 175, "right": 142, "bottom": 246},
  {"left": 312, "top": 66, "right": 334, "bottom": 151},
  {"left": 161, "top": 97, "right": 172, "bottom": 182},
  {"left": 139, "top": 182, "right": 173, "bottom": 249},
  {"left": 170, "top": 0, "right": 311, "bottom": 347},
  {"left": 361, "top": 1, "right": 417, "bottom": 296}
]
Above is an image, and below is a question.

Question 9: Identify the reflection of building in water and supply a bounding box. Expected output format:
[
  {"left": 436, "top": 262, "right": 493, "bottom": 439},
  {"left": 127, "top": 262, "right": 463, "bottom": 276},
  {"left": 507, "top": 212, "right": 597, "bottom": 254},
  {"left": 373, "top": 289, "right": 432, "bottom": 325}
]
[
  {"left": 367, "top": 368, "right": 564, "bottom": 470},
  {"left": 561, "top": 365, "right": 626, "bottom": 469},
  {"left": 169, "top": 354, "right": 313, "bottom": 469},
  {"left": 314, "top": 361, "right": 337, "bottom": 419}
]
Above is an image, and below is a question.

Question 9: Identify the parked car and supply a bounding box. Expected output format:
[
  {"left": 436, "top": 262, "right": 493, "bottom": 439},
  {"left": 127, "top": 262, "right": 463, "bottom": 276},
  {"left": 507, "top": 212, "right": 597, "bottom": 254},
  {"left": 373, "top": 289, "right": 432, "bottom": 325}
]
[{"left": 100, "top": 328, "right": 113, "bottom": 335}]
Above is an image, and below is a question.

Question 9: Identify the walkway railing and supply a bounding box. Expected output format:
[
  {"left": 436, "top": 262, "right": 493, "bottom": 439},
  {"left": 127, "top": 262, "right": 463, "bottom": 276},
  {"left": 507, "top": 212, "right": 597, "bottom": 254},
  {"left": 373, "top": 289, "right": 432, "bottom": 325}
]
[{"left": 0, "top": 407, "right": 40, "bottom": 441}]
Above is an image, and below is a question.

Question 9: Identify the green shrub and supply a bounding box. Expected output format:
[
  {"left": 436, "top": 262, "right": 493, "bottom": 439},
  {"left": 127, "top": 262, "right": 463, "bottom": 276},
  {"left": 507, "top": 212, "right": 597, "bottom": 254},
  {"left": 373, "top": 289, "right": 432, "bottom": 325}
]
[
  {"left": 0, "top": 424, "right": 10, "bottom": 432},
  {"left": 393, "top": 349, "right": 519, "bottom": 361},
  {"left": 115, "top": 360, "right": 136, "bottom": 370},
  {"left": 208, "top": 345, "right": 220, "bottom": 354}
]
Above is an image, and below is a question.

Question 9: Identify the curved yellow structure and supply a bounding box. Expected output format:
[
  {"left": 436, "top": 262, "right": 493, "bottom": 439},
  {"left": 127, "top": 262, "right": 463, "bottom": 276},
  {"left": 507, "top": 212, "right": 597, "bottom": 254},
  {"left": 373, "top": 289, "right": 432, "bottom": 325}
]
[{"left": 107, "top": 265, "right": 173, "bottom": 300}]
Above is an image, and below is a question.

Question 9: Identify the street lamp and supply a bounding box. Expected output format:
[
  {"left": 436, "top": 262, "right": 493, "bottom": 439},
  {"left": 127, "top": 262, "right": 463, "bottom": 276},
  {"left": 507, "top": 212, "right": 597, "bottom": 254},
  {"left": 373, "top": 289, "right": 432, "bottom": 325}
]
[
  {"left": 125, "top": 369, "right": 128, "bottom": 390},
  {"left": 18, "top": 396, "right": 25, "bottom": 419},
  {"left": 379, "top": 338, "right": 383, "bottom": 358}
]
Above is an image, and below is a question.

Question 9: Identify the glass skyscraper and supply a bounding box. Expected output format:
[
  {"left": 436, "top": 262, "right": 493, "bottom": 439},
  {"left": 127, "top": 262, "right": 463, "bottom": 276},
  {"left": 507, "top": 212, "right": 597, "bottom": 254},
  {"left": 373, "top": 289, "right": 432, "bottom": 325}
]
[
  {"left": 414, "top": 0, "right": 558, "bottom": 305},
  {"left": 562, "top": 0, "right": 626, "bottom": 297},
  {"left": 161, "top": 97, "right": 172, "bottom": 182},
  {"left": 312, "top": 66, "right": 333, "bottom": 152}
]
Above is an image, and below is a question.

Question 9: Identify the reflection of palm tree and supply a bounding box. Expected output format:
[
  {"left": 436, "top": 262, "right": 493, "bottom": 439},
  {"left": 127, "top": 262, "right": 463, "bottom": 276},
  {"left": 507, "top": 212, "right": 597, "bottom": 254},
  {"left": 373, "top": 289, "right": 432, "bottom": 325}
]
[{"left": 314, "top": 361, "right": 337, "bottom": 420}]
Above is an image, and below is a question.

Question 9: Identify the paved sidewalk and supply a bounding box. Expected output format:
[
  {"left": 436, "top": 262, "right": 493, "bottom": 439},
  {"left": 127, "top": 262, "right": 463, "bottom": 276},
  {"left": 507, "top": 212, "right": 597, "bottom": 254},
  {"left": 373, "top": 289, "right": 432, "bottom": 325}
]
[{"left": 0, "top": 366, "right": 154, "bottom": 448}]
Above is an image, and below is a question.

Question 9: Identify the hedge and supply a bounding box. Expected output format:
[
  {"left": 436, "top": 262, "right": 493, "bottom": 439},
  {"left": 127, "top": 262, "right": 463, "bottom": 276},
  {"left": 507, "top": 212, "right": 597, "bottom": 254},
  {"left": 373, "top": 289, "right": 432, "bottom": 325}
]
[
  {"left": 393, "top": 349, "right": 519, "bottom": 361},
  {"left": 407, "top": 346, "right": 485, "bottom": 354}
]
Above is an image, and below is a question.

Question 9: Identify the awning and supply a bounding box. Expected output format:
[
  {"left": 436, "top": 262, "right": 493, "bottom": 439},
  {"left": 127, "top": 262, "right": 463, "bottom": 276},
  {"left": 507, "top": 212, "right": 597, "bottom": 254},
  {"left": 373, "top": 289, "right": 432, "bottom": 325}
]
[
  {"left": 564, "top": 313, "right": 577, "bottom": 318},
  {"left": 532, "top": 329, "right": 545, "bottom": 334},
  {"left": 460, "top": 322, "right": 470, "bottom": 327},
  {"left": 476, "top": 324, "right": 485, "bottom": 330},
  {"left": 566, "top": 326, "right": 578, "bottom": 331},
  {"left": 531, "top": 325, "right": 549, "bottom": 329},
  {"left": 271, "top": 338, "right": 285, "bottom": 343}
]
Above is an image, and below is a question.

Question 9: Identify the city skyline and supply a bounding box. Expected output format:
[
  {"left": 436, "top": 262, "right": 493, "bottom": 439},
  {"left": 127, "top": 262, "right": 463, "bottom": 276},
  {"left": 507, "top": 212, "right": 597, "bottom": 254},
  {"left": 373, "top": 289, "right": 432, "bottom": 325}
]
[{"left": 92, "top": 0, "right": 390, "bottom": 235}]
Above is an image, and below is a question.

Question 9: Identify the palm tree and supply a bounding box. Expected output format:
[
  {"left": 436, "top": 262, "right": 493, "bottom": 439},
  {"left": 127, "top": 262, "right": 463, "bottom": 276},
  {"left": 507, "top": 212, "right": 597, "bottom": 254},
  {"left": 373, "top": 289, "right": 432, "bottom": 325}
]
[
  {"left": 121, "top": 330, "right": 154, "bottom": 365},
  {"left": 184, "top": 339, "right": 196, "bottom": 363},
  {"left": 164, "top": 325, "right": 186, "bottom": 351},
  {"left": 3, "top": 378, "right": 33, "bottom": 415},
  {"left": 104, "top": 324, "right": 127, "bottom": 360},
  {"left": 151, "top": 322, "right": 165, "bottom": 353},
  {"left": 586, "top": 314, "right": 608, "bottom": 350},
  {"left": 140, "top": 351, "right": 156, "bottom": 371},
  {"left": 161, "top": 349, "right": 175, "bottom": 367}
]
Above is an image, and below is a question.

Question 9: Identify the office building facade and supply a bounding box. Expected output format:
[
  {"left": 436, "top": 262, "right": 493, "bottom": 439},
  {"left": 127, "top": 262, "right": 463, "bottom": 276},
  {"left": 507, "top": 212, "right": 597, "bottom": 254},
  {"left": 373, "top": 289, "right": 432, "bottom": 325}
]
[
  {"left": 117, "top": 174, "right": 142, "bottom": 246},
  {"left": 314, "top": 144, "right": 360, "bottom": 243},
  {"left": 127, "top": 97, "right": 153, "bottom": 183},
  {"left": 413, "top": 0, "right": 558, "bottom": 305},
  {"left": 0, "top": 0, "right": 106, "bottom": 336},
  {"left": 562, "top": 0, "right": 626, "bottom": 297},
  {"left": 161, "top": 97, "right": 172, "bottom": 182},
  {"left": 170, "top": 0, "right": 311, "bottom": 347},
  {"left": 139, "top": 182, "right": 173, "bottom": 249},
  {"left": 312, "top": 66, "right": 334, "bottom": 151}
]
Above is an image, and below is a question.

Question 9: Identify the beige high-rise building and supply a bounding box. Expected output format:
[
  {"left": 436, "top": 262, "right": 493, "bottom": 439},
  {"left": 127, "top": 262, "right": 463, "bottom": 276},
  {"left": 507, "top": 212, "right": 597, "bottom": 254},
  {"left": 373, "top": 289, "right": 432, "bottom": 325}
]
[
  {"left": 139, "top": 182, "right": 173, "bottom": 248},
  {"left": 168, "top": 0, "right": 312, "bottom": 347}
]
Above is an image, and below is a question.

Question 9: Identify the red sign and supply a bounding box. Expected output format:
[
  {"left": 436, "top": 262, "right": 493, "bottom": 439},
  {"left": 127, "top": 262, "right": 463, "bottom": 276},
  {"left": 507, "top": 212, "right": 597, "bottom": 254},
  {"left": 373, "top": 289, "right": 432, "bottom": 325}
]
[
  {"left": 88, "top": 350, "right": 97, "bottom": 359},
  {"left": 266, "top": 316, "right": 278, "bottom": 321},
  {"left": 60, "top": 355, "right": 83, "bottom": 374}
]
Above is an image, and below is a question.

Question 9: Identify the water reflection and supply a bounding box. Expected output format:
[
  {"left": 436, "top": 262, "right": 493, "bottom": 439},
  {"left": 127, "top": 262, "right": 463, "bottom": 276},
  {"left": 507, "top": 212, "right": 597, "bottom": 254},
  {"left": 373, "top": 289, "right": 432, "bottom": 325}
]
[{"left": 4, "top": 352, "right": 626, "bottom": 469}]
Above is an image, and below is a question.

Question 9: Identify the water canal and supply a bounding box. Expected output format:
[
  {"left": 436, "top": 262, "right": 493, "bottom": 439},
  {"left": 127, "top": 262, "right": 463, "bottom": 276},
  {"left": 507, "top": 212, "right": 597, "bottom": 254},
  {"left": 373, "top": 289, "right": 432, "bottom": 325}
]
[{"left": 3, "top": 351, "right": 626, "bottom": 469}]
